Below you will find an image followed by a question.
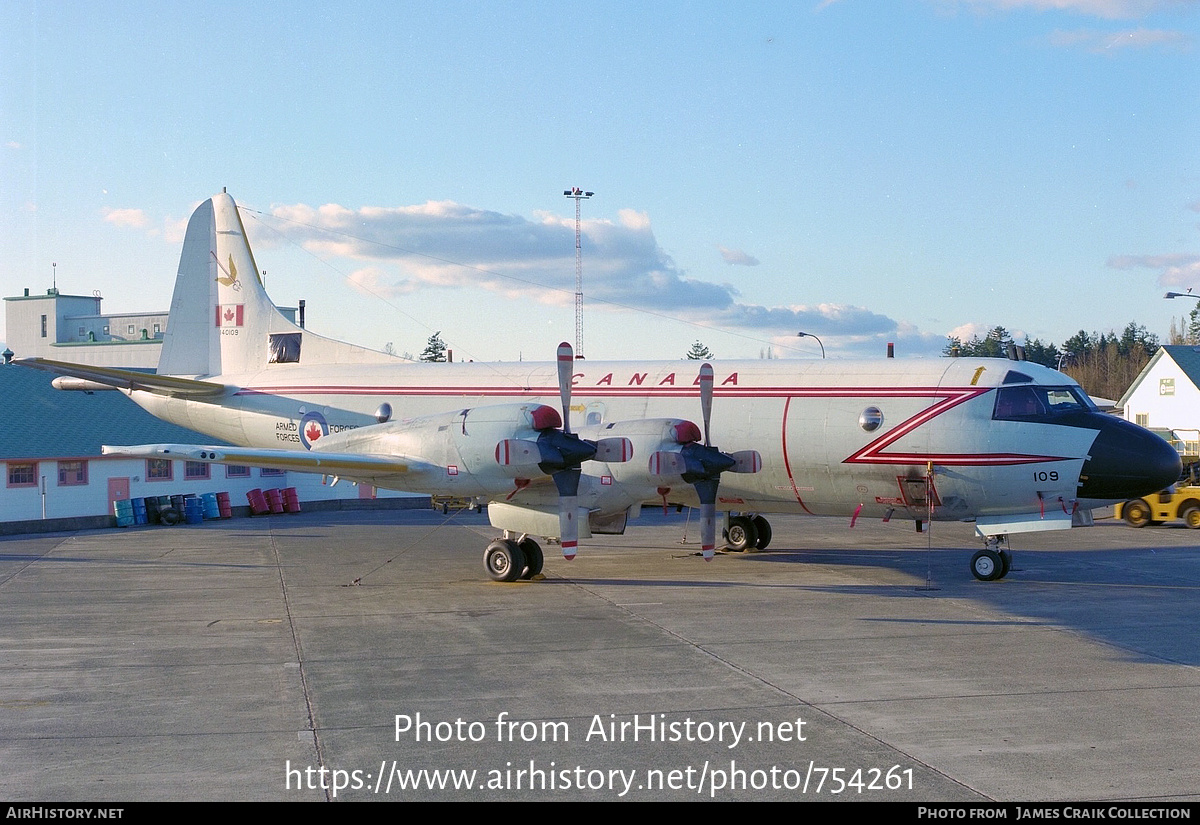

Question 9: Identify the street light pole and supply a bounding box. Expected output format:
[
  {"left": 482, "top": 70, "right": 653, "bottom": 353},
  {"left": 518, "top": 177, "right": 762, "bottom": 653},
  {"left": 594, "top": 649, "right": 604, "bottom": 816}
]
[{"left": 797, "top": 331, "right": 825, "bottom": 358}]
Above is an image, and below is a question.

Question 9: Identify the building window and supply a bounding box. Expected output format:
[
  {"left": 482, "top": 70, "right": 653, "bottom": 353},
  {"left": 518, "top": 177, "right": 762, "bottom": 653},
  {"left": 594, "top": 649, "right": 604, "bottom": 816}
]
[
  {"left": 103, "top": 325, "right": 109, "bottom": 334},
  {"left": 146, "top": 458, "right": 173, "bottom": 481},
  {"left": 184, "top": 461, "right": 210, "bottom": 480},
  {"left": 57, "top": 460, "right": 88, "bottom": 486},
  {"left": 7, "top": 462, "right": 37, "bottom": 488},
  {"left": 225, "top": 465, "right": 251, "bottom": 478},
  {"left": 41, "top": 315, "right": 47, "bottom": 338},
  {"left": 153, "top": 323, "right": 161, "bottom": 334},
  {"left": 78, "top": 326, "right": 85, "bottom": 336},
  {"left": 127, "top": 324, "right": 135, "bottom": 335},
  {"left": 1135, "top": 413, "right": 1149, "bottom": 427},
  {"left": 260, "top": 468, "right": 285, "bottom": 477}
]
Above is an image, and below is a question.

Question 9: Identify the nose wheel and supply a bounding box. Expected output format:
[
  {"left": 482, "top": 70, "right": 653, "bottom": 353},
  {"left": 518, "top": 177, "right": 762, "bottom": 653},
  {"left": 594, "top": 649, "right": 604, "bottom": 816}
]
[{"left": 971, "top": 537, "right": 1012, "bottom": 581}]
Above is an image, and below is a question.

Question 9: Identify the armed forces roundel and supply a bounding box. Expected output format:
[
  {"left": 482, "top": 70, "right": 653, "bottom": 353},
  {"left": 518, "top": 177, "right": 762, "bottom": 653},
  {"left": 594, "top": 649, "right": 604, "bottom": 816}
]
[{"left": 299, "top": 411, "right": 329, "bottom": 450}]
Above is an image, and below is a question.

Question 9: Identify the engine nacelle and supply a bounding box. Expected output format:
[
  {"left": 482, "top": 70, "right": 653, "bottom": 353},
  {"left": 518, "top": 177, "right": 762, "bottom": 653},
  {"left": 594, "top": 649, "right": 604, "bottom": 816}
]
[{"left": 312, "top": 403, "right": 561, "bottom": 495}]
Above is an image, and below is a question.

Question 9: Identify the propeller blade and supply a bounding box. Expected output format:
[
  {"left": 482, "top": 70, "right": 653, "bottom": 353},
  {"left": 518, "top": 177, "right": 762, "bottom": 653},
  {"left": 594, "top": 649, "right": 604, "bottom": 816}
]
[
  {"left": 557, "top": 342, "right": 574, "bottom": 435},
  {"left": 593, "top": 437, "right": 634, "bottom": 463},
  {"left": 699, "top": 362, "right": 714, "bottom": 447},
  {"left": 728, "top": 450, "right": 763, "bottom": 474},
  {"left": 559, "top": 496, "right": 578, "bottom": 560},
  {"left": 694, "top": 477, "right": 719, "bottom": 562},
  {"left": 552, "top": 467, "right": 582, "bottom": 559},
  {"left": 649, "top": 450, "right": 687, "bottom": 477},
  {"left": 700, "top": 501, "right": 716, "bottom": 561},
  {"left": 495, "top": 439, "right": 541, "bottom": 466}
]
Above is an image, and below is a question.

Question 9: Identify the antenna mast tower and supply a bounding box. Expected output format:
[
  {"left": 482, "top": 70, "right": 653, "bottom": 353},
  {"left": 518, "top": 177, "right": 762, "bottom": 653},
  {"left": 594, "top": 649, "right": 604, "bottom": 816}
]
[{"left": 563, "top": 187, "right": 593, "bottom": 358}]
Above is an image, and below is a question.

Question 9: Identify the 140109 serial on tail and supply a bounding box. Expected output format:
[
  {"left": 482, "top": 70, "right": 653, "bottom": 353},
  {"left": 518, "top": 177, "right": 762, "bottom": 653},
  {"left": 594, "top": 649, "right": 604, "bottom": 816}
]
[{"left": 20, "top": 191, "right": 1181, "bottom": 582}]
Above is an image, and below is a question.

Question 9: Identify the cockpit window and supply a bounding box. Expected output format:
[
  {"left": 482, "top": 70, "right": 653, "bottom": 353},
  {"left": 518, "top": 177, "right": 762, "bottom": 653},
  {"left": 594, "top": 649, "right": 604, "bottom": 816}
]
[
  {"left": 993, "top": 385, "right": 1094, "bottom": 420},
  {"left": 1001, "top": 370, "right": 1034, "bottom": 385}
]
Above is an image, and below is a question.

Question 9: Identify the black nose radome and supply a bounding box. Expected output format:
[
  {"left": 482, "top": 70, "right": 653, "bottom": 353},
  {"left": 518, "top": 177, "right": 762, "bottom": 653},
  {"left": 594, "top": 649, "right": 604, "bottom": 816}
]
[{"left": 1078, "top": 416, "right": 1181, "bottom": 501}]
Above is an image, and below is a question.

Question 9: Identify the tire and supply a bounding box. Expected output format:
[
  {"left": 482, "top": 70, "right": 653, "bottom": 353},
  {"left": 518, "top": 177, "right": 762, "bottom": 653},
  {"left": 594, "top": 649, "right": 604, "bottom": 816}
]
[
  {"left": 484, "top": 539, "right": 526, "bottom": 583},
  {"left": 159, "top": 508, "right": 181, "bottom": 526},
  {"left": 751, "top": 516, "right": 772, "bottom": 550},
  {"left": 1123, "top": 500, "right": 1151, "bottom": 528},
  {"left": 724, "top": 516, "right": 758, "bottom": 552},
  {"left": 1182, "top": 504, "right": 1200, "bottom": 529},
  {"left": 518, "top": 538, "right": 544, "bottom": 579},
  {"left": 999, "top": 548, "right": 1013, "bottom": 579},
  {"left": 971, "top": 549, "right": 1004, "bottom": 582}
]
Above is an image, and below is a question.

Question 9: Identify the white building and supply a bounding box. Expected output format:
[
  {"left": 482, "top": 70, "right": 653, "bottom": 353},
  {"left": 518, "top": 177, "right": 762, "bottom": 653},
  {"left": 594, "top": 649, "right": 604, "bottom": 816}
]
[
  {"left": 5, "top": 287, "right": 168, "bottom": 369},
  {"left": 1117, "top": 345, "right": 1200, "bottom": 463},
  {"left": 3, "top": 286, "right": 418, "bottom": 531}
]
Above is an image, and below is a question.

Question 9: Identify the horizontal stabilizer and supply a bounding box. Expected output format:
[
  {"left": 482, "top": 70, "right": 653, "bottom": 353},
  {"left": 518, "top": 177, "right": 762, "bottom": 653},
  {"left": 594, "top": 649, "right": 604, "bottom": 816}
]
[{"left": 18, "top": 358, "right": 227, "bottom": 397}]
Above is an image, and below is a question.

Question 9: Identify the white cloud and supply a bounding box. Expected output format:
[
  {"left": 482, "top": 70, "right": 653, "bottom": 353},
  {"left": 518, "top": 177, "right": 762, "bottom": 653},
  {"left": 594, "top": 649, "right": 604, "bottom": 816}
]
[
  {"left": 950, "top": 0, "right": 1188, "bottom": 19},
  {"left": 947, "top": 321, "right": 994, "bottom": 342},
  {"left": 264, "top": 199, "right": 912, "bottom": 343},
  {"left": 1048, "top": 26, "right": 1191, "bottom": 51},
  {"left": 163, "top": 216, "right": 189, "bottom": 244},
  {"left": 346, "top": 266, "right": 418, "bottom": 298},
  {"left": 718, "top": 246, "right": 761, "bottom": 266},
  {"left": 102, "top": 207, "right": 150, "bottom": 229},
  {"left": 1108, "top": 253, "right": 1200, "bottom": 286}
]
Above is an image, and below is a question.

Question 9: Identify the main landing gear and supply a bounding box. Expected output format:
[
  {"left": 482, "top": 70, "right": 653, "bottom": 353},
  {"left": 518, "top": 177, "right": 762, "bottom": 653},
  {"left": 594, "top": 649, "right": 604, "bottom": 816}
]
[
  {"left": 970, "top": 535, "right": 1013, "bottom": 581},
  {"left": 723, "top": 514, "right": 773, "bottom": 552},
  {"left": 483, "top": 535, "right": 545, "bottom": 583}
]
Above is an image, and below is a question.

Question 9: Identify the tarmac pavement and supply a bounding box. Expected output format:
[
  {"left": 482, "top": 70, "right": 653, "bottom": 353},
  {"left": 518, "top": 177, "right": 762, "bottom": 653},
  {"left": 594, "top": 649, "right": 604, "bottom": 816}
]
[{"left": 2, "top": 508, "right": 1198, "bottom": 801}]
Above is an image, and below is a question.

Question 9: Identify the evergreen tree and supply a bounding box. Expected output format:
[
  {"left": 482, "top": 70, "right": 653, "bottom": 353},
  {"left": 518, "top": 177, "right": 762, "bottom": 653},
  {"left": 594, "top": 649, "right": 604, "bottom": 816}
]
[
  {"left": 685, "top": 340, "right": 714, "bottom": 360},
  {"left": 419, "top": 331, "right": 448, "bottom": 362}
]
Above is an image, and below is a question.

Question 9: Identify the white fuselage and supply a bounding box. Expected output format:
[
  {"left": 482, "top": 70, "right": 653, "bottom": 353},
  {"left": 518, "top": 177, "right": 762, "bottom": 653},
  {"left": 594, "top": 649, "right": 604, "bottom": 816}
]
[{"left": 127, "top": 354, "right": 1096, "bottom": 524}]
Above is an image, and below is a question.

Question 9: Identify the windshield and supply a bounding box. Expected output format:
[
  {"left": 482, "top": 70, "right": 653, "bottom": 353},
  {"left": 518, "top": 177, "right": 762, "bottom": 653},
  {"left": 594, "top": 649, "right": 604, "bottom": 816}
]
[{"left": 992, "top": 385, "right": 1096, "bottom": 421}]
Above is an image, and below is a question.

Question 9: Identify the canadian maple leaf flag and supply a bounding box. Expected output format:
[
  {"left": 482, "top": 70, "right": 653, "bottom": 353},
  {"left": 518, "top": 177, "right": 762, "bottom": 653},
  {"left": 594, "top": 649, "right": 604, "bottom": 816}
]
[{"left": 215, "top": 304, "right": 244, "bottom": 327}]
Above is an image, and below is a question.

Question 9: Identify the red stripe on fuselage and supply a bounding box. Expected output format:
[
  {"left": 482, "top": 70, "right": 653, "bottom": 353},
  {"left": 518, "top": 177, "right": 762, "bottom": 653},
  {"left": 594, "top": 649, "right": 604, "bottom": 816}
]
[{"left": 233, "top": 383, "right": 1073, "bottom": 467}]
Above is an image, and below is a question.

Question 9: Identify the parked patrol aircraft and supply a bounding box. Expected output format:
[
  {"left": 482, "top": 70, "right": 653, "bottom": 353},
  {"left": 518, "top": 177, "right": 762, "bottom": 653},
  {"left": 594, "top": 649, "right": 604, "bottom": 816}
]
[{"left": 21, "top": 191, "right": 1181, "bottom": 582}]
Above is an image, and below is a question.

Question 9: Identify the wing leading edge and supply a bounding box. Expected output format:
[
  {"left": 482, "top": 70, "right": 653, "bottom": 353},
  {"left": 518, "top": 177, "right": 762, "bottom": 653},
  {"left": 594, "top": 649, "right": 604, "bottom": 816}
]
[
  {"left": 100, "top": 443, "right": 425, "bottom": 479},
  {"left": 18, "top": 358, "right": 227, "bottom": 397}
]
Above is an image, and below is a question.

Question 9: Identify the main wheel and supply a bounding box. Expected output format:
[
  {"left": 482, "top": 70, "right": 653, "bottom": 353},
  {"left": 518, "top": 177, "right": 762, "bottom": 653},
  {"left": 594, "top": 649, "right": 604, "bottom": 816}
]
[
  {"left": 518, "top": 538, "right": 544, "bottom": 579},
  {"left": 724, "top": 516, "right": 758, "bottom": 552},
  {"left": 751, "top": 516, "right": 772, "bottom": 550},
  {"left": 1123, "top": 500, "right": 1151, "bottom": 528},
  {"left": 1182, "top": 505, "right": 1200, "bottom": 529},
  {"left": 999, "top": 548, "right": 1013, "bottom": 579},
  {"left": 484, "top": 539, "right": 526, "bottom": 583},
  {"left": 970, "top": 549, "right": 1004, "bottom": 581}
]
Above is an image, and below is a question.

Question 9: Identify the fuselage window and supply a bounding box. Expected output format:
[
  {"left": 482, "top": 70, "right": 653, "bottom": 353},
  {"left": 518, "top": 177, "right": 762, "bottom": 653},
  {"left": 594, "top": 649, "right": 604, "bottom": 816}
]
[{"left": 269, "top": 333, "right": 302, "bottom": 364}]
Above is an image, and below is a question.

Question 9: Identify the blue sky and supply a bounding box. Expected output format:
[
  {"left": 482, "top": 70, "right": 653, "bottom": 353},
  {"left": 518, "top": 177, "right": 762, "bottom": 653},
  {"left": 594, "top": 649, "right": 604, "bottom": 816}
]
[{"left": 3, "top": 0, "right": 1198, "bottom": 362}]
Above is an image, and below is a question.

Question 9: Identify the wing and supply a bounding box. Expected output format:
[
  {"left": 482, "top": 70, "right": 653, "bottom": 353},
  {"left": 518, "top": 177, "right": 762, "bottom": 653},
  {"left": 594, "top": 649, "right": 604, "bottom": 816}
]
[
  {"left": 17, "top": 357, "right": 226, "bottom": 397},
  {"left": 101, "top": 443, "right": 435, "bottom": 487}
]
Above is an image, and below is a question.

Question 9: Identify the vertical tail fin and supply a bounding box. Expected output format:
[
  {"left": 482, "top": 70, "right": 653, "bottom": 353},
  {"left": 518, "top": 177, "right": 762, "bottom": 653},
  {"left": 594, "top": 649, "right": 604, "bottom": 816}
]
[{"left": 157, "top": 190, "right": 396, "bottom": 377}]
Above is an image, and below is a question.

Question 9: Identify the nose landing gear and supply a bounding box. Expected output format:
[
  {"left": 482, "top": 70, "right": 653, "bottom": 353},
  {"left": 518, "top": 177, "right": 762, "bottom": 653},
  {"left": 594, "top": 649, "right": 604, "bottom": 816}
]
[{"left": 971, "top": 535, "right": 1012, "bottom": 581}]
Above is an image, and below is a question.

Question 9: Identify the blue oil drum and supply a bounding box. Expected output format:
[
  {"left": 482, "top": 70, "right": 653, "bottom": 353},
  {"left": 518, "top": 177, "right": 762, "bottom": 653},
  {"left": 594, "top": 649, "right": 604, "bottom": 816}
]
[
  {"left": 183, "top": 496, "right": 204, "bottom": 524},
  {"left": 113, "top": 499, "right": 134, "bottom": 527}
]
